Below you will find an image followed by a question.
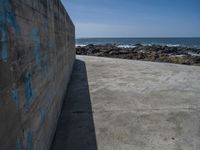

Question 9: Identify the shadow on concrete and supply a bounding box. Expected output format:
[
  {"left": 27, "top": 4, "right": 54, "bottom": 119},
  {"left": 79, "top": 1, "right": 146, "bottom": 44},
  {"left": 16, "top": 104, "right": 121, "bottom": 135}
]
[{"left": 51, "top": 59, "right": 98, "bottom": 150}]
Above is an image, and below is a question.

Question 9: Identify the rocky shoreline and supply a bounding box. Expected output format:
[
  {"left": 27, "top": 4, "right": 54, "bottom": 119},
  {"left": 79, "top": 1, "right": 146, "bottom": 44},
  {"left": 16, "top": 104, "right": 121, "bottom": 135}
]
[{"left": 76, "top": 44, "right": 200, "bottom": 66}]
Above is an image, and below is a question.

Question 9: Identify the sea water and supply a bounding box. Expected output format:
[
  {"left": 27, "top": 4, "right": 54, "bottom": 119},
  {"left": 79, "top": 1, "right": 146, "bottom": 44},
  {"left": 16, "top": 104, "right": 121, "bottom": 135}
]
[{"left": 76, "top": 38, "right": 200, "bottom": 48}]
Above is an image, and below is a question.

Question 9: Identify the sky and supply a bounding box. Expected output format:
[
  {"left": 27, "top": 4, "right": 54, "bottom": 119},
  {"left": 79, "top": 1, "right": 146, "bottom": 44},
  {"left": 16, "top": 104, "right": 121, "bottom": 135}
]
[{"left": 61, "top": 0, "right": 200, "bottom": 38}]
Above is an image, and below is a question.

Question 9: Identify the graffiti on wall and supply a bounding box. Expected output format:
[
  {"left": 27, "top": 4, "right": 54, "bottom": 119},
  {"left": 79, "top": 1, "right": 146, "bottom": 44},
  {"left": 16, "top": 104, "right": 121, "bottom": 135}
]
[
  {"left": 25, "top": 129, "right": 32, "bottom": 150},
  {"left": 13, "top": 129, "right": 33, "bottom": 150},
  {"left": 32, "top": 27, "right": 42, "bottom": 71},
  {"left": 39, "top": 107, "right": 47, "bottom": 126},
  {"left": 12, "top": 129, "right": 33, "bottom": 150},
  {"left": 0, "top": 0, "right": 20, "bottom": 62},
  {"left": 13, "top": 137, "right": 22, "bottom": 150},
  {"left": 24, "top": 72, "right": 33, "bottom": 110},
  {"left": 0, "top": 29, "right": 8, "bottom": 62},
  {"left": 10, "top": 86, "right": 20, "bottom": 110}
]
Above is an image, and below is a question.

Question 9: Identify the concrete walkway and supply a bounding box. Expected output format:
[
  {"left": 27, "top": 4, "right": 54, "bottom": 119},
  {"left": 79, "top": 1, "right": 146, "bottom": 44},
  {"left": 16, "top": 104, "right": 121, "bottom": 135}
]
[{"left": 51, "top": 55, "right": 200, "bottom": 150}]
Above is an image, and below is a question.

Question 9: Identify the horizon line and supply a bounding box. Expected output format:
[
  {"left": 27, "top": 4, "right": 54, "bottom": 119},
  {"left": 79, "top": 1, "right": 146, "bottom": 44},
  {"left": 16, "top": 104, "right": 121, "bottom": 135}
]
[{"left": 76, "top": 37, "right": 200, "bottom": 39}]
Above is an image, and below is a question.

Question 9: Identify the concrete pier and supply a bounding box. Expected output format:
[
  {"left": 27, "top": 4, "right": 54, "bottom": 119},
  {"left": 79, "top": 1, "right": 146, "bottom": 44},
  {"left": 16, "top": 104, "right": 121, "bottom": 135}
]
[{"left": 52, "top": 55, "right": 200, "bottom": 150}]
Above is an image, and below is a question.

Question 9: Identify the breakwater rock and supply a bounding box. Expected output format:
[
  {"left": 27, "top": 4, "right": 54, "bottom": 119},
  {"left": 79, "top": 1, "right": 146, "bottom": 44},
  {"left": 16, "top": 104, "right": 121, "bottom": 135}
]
[{"left": 76, "top": 44, "right": 200, "bottom": 66}]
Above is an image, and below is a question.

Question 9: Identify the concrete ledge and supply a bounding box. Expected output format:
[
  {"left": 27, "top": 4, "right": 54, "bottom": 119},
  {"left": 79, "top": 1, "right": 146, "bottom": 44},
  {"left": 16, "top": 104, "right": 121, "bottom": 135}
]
[{"left": 52, "top": 55, "right": 200, "bottom": 150}]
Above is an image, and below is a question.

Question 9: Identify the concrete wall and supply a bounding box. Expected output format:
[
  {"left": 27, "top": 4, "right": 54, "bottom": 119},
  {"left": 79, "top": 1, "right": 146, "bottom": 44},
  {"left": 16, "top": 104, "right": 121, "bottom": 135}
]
[{"left": 0, "top": 0, "right": 75, "bottom": 149}]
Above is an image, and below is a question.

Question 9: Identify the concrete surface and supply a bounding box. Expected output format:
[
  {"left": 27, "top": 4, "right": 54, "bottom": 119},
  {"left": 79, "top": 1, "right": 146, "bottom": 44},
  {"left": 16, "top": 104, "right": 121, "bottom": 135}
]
[
  {"left": 0, "top": 0, "right": 75, "bottom": 149},
  {"left": 52, "top": 55, "right": 200, "bottom": 150}
]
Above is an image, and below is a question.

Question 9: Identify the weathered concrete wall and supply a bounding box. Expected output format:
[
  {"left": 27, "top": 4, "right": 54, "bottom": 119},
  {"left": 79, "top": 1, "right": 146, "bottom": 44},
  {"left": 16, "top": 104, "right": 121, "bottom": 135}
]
[{"left": 0, "top": 0, "right": 75, "bottom": 149}]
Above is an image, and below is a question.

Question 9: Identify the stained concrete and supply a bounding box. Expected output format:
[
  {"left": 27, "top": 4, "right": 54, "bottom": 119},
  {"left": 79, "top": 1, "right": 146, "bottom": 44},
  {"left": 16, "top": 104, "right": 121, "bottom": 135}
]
[
  {"left": 52, "top": 55, "right": 200, "bottom": 150},
  {"left": 0, "top": 0, "right": 75, "bottom": 149}
]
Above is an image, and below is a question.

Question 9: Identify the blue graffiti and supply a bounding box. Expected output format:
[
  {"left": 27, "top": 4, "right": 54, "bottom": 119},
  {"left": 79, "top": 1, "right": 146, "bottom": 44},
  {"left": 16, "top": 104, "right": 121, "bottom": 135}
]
[
  {"left": 39, "top": 107, "right": 47, "bottom": 126},
  {"left": 25, "top": 129, "right": 32, "bottom": 150},
  {"left": 24, "top": 72, "right": 33, "bottom": 109},
  {"left": 32, "top": 27, "right": 41, "bottom": 69},
  {"left": 0, "top": 0, "right": 20, "bottom": 62},
  {"left": 10, "top": 86, "right": 20, "bottom": 110},
  {"left": 44, "top": 52, "right": 49, "bottom": 80},
  {"left": 13, "top": 137, "right": 22, "bottom": 150},
  {"left": 0, "top": 28, "right": 8, "bottom": 62},
  {"left": 0, "top": 0, "right": 20, "bottom": 32}
]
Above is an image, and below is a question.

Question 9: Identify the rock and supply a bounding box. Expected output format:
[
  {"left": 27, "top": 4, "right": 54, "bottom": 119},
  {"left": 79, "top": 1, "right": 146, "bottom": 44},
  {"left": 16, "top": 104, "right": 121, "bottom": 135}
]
[{"left": 76, "top": 44, "right": 200, "bottom": 66}]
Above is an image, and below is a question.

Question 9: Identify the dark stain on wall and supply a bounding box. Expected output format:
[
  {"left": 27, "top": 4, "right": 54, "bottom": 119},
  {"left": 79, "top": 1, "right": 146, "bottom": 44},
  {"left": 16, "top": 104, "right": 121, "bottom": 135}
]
[{"left": 0, "top": 0, "right": 75, "bottom": 149}]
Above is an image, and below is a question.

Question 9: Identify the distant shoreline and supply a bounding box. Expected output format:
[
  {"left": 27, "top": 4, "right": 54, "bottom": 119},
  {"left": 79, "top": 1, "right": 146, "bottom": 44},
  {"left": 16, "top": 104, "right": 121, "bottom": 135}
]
[{"left": 76, "top": 44, "right": 200, "bottom": 66}]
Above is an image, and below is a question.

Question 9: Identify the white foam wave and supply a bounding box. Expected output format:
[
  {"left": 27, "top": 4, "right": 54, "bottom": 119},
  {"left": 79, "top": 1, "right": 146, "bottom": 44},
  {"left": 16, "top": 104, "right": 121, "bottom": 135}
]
[
  {"left": 166, "top": 44, "right": 180, "bottom": 47},
  {"left": 117, "top": 45, "right": 136, "bottom": 48},
  {"left": 76, "top": 44, "right": 87, "bottom": 47},
  {"left": 188, "top": 52, "right": 200, "bottom": 57},
  {"left": 141, "top": 44, "right": 152, "bottom": 46}
]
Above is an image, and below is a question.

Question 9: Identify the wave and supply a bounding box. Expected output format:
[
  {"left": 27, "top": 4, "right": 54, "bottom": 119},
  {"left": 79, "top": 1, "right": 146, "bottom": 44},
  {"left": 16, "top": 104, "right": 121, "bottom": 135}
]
[
  {"left": 76, "top": 44, "right": 87, "bottom": 47},
  {"left": 142, "top": 43, "right": 181, "bottom": 47},
  {"left": 117, "top": 45, "right": 136, "bottom": 48},
  {"left": 76, "top": 38, "right": 200, "bottom": 49},
  {"left": 76, "top": 43, "right": 200, "bottom": 49},
  {"left": 187, "top": 52, "right": 200, "bottom": 57},
  {"left": 166, "top": 44, "right": 180, "bottom": 47},
  {"left": 118, "top": 44, "right": 181, "bottom": 48}
]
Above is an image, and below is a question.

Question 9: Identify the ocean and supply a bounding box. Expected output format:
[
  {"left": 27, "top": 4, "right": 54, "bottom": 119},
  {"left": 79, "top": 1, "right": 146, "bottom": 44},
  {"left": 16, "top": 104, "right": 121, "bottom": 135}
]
[{"left": 76, "top": 38, "right": 200, "bottom": 48}]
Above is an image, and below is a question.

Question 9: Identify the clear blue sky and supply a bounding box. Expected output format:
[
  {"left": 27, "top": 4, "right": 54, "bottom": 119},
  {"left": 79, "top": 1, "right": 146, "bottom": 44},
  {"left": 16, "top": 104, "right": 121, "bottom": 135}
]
[{"left": 61, "top": 0, "right": 200, "bottom": 38}]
